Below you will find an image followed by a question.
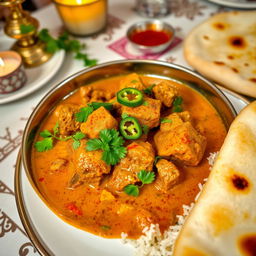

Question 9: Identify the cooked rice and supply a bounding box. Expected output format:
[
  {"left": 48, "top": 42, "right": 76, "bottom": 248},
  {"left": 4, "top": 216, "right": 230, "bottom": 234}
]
[{"left": 121, "top": 152, "right": 218, "bottom": 256}]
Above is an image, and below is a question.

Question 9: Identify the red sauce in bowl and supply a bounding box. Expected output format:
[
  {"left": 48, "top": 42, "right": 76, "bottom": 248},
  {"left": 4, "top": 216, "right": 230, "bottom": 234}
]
[{"left": 130, "top": 30, "right": 171, "bottom": 47}]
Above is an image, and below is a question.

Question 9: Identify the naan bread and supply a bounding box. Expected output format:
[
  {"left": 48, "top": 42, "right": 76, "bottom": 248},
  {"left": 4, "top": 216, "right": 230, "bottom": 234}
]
[
  {"left": 174, "top": 101, "right": 256, "bottom": 256},
  {"left": 184, "top": 11, "right": 256, "bottom": 98}
]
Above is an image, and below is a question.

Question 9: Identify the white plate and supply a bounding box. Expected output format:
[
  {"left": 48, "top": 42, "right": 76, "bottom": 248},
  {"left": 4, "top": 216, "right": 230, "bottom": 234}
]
[
  {"left": 206, "top": 0, "right": 256, "bottom": 8},
  {"left": 0, "top": 36, "right": 65, "bottom": 104},
  {"left": 15, "top": 90, "right": 249, "bottom": 256}
]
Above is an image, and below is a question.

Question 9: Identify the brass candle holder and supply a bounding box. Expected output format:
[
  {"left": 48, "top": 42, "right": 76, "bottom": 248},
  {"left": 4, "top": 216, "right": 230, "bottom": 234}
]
[{"left": 0, "top": 0, "right": 52, "bottom": 67}]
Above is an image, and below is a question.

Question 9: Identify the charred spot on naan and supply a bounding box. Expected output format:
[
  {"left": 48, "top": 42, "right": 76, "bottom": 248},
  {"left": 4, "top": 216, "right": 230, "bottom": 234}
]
[
  {"left": 238, "top": 233, "right": 256, "bottom": 256},
  {"left": 228, "top": 36, "right": 247, "bottom": 49},
  {"left": 250, "top": 78, "right": 256, "bottom": 83},
  {"left": 231, "top": 174, "right": 249, "bottom": 191},
  {"left": 212, "top": 22, "right": 229, "bottom": 31},
  {"left": 207, "top": 204, "right": 235, "bottom": 236}
]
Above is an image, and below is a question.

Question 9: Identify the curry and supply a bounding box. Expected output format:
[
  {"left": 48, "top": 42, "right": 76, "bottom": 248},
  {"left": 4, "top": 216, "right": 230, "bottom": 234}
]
[{"left": 31, "top": 73, "right": 227, "bottom": 239}]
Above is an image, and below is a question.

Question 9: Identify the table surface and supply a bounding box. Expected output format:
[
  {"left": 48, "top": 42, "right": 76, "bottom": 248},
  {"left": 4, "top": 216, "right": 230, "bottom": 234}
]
[{"left": 0, "top": 0, "right": 250, "bottom": 255}]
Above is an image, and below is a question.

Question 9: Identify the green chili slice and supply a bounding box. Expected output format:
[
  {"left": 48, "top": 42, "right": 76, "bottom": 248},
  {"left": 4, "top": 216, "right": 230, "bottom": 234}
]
[
  {"left": 120, "top": 117, "right": 142, "bottom": 140},
  {"left": 117, "top": 88, "right": 143, "bottom": 107}
]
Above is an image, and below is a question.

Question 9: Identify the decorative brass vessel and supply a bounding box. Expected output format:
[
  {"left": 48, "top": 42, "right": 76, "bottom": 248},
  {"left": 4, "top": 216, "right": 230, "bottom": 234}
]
[{"left": 0, "top": 0, "right": 52, "bottom": 67}]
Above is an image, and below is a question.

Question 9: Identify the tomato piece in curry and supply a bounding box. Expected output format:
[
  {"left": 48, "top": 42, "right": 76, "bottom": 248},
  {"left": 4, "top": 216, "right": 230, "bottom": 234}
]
[{"left": 31, "top": 74, "right": 227, "bottom": 239}]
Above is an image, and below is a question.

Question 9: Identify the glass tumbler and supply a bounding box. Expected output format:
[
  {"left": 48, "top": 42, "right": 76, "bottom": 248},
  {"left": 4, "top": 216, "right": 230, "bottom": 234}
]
[{"left": 135, "top": 0, "right": 170, "bottom": 18}]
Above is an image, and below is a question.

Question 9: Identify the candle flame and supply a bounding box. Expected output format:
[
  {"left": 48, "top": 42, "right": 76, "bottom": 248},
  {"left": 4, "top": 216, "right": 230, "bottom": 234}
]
[{"left": 0, "top": 58, "right": 4, "bottom": 67}]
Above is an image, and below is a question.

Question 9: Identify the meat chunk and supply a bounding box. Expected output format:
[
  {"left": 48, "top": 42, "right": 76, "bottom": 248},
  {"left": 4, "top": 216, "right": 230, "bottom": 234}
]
[
  {"left": 154, "top": 121, "right": 206, "bottom": 166},
  {"left": 69, "top": 141, "right": 111, "bottom": 188},
  {"left": 121, "top": 97, "right": 161, "bottom": 129},
  {"left": 119, "top": 73, "right": 146, "bottom": 91},
  {"left": 54, "top": 104, "right": 81, "bottom": 135},
  {"left": 80, "top": 106, "right": 118, "bottom": 139},
  {"left": 152, "top": 81, "right": 178, "bottom": 107},
  {"left": 79, "top": 86, "right": 114, "bottom": 104},
  {"left": 160, "top": 111, "right": 191, "bottom": 132},
  {"left": 107, "top": 142, "right": 155, "bottom": 191},
  {"left": 155, "top": 159, "right": 180, "bottom": 192},
  {"left": 50, "top": 158, "right": 68, "bottom": 172}
]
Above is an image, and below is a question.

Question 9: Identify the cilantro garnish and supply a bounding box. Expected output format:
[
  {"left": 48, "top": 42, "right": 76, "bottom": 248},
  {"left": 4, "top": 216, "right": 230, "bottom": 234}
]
[
  {"left": 35, "top": 123, "right": 85, "bottom": 152},
  {"left": 38, "top": 29, "right": 97, "bottom": 67},
  {"left": 75, "top": 102, "right": 113, "bottom": 123},
  {"left": 124, "top": 170, "right": 155, "bottom": 197},
  {"left": 124, "top": 185, "right": 139, "bottom": 197},
  {"left": 86, "top": 129, "right": 127, "bottom": 165},
  {"left": 20, "top": 24, "right": 35, "bottom": 34},
  {"left": 142, "top": 101, "right": 149, "bottom": 106},
  {"left": 130, "top": 80, "right": 138, "bottom": 84},
  {"left": 121, "top": 113, "right": 129, "bottom": 119},
  {"left": 75, "top": 106, "right": 94, "bottom": 123},
  {"left": 87, "top": 102, "right": 113, "bottom": 111},
  {"left": 154, "top": 156, "right": 163, "bottom": 165},
  {"left": 160, "top": 118, "right": 172, "bottom": 124},
  {"left": 172, "top": 96, "right": 183, "bottom": 112},
  {"left": 101, "top": 225, "right": 111, "bottom": 231},
  {"left": 143, "top": 84, "right": 156, "bottom": 96},
  {"left": 142, "top": 124, "right": 149, "bottom": 134}
]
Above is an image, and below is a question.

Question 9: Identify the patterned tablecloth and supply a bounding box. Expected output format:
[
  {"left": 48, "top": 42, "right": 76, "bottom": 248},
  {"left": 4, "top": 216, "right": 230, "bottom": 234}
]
[{"left": 0, "top": 0, "right": 239, "bottom": 255}]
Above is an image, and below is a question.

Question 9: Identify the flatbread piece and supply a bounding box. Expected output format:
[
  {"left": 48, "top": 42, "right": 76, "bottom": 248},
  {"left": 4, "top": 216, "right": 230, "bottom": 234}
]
[
  {"left": 184, "top": 11, "right": 256, "bottom": 98},
  {"left": 174, "top": 101, "right": 256, "bottom": 256}
]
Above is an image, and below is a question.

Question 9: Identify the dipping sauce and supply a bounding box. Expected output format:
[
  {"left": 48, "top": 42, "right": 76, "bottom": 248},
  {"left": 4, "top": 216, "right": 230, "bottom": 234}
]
[{"left": 130, "top": 30, "right": 171, "bottom": 46}]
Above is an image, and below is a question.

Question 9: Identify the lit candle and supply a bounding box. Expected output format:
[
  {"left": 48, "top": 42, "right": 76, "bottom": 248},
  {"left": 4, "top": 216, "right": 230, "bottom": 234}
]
[
  {"left": 53, "top": 0, "right": 107, "bottom": 36},
  {"left": 0, "top": 51, "right": 27, "bottom": 94}
]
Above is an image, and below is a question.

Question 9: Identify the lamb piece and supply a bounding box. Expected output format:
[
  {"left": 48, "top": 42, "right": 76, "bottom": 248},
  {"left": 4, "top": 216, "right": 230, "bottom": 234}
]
[
  {"left": 154, "top": 122, "right": 206, "bottom": 166},
  {"left": 69, "top": 141, "right": 111, "bottom": 188},
  {"left": 119, "top": 73, "right": 146, "bottom": 91},
  {"left": 54, "top": 103, "right": 81, "bottom": 135},
  {"left": 79, "top": 86, "right": 114, "bottom": 104},
  {"left": 80, "top": 106, "right": 118, "bottom": 139},
  {"left": 50, "top": 158, "right": 68, "bottom": 172},
  {"left": 152, "top": 81, "right": 178, "bottom": 107},
  {"left": 154, "top": 159, "right": 180, "bottom": 192},
  {"left": 121, "top": 97, "right": 161, "bottom": 129},
  {"left": 107, "top": 141, "right": 155, "bottom": 191},
  {"left": 160, "top": 111, "right": 191, "bottom": 132}
]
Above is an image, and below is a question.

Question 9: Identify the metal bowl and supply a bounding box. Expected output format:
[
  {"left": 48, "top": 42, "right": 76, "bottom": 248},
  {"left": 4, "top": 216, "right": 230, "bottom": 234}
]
[{"left": 126, "top": 20, "right": 175, "bottom": 54}]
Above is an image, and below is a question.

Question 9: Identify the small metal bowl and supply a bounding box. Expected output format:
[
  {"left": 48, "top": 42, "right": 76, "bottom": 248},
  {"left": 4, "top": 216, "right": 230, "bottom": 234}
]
[{"left": 126, "top": 20, "right": 175, "bottom": 54}]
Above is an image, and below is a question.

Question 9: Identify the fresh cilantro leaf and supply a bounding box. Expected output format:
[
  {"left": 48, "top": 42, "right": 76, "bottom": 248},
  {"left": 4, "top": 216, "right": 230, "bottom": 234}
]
[
  {"left": 72, "top": 140, "right": 81, "bottom": 149},
  {"left": 88, "top": 102, "right": 113, "bottom": 111},
  {"left": 86, "top": 138, "right": 103, "bottom": 151},
  {"left": 35, "top": 137, "right": 53, "bottom": 152},
  {"left": 86, "top": 129, "right": 127, "bottom": 165},
  {"left": 75, "top": 106, "right": 94, "bottom": 122},
  {"left": 72, "top": 131, "right": 85, "bottom": 140},
  {"left": 172, "top": 96, "right": 183, "bottom": 113},
  {"left": 154, "top": 156, "right": 163, "bottom": 165},
  {"left": 138, "top": 170, "right": 155, "bottom": 184},
  {"left": 142, "top": 124, "right": 149, "bottom": 134},
  {"left": 130, "top": 80, "right": 138, "bottom": 84},
  {"left": 20, "top": 24, "right": 35, "bottom": 34},
  {"left": 53, "top": 122, "right": 59, "bottom": 136},
  {"left": 101, "top": 225, "right": 111, "bottom": 230},
  {"left": 121, "top": 113, "right": 129, "bottom": 119},
  {"left": 143, "top": 84, "right": 156, "bottom": 96},
  {"left": 160, "top": 118, "right": 172, "bottom": 124},
  {"left": 38, "top": 29, "right": 97, "bottom": 66},
  {"left": 124, "top": 184, "right": 139, "bottom": 197},
  {"left": 40, "top": 130, "right": 52, "bottom": 138},
  {"left": 142, "top": 101, "right": 148, "bottom": 106}
]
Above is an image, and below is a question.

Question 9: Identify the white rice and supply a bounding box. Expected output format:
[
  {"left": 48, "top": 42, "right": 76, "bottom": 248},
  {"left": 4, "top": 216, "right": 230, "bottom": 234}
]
[{"left": 121, "top": 152, "right": 218, "bottom": 256}]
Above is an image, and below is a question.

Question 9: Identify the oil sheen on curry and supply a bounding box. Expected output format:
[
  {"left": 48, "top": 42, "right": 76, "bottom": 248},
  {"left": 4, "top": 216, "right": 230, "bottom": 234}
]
[{"left": 32, "top": 73, "right": 227, "bottom": 239}]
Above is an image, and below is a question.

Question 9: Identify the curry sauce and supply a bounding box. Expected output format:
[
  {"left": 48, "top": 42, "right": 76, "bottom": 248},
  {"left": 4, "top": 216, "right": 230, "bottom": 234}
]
[{"left": 31, "top": 74, "right": 227, "bottom": 239}]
